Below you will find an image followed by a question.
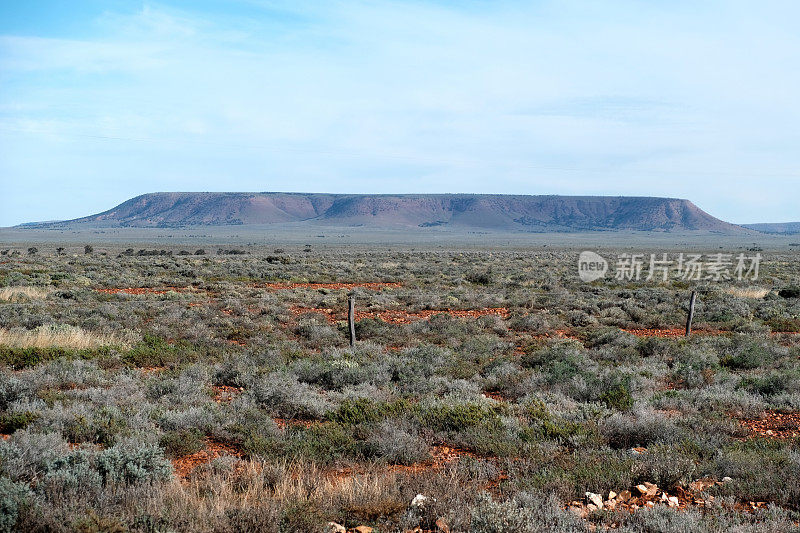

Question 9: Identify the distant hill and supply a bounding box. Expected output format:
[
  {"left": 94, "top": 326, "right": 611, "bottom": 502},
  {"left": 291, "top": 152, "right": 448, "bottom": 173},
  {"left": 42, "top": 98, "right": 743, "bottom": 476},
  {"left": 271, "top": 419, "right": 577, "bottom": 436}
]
[
  {"left": 34, "top": 192, "right": 750, "bottom": 233},
  {"left": 741, "top": 222, "right": 800, "bottom": 235}
]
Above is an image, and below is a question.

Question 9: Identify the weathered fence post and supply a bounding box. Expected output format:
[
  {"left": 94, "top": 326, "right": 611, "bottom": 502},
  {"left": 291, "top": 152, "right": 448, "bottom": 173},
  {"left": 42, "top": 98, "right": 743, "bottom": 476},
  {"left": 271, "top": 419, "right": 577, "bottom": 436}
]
[
  {"left": 685, "top": 290, "right": 697, "bottom": 338},
  {"left": 348, "top": 294, "right": 356, "bottom": 347}
]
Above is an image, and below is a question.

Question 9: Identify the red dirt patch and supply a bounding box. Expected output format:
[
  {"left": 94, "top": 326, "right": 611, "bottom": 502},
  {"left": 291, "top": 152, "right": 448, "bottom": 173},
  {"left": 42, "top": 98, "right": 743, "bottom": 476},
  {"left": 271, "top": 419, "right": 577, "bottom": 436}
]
[
  {"left": 326, "top": 444, "right": 478, "bottom": 482},
  {"left": 289, "top": 306, "right": 509, "bottom": 324},
  {"left": 390, "top": 445, "right": 478, "bottom": 475},
  {"left": 739, "top": 410, "right": 800, "bottom": 439},
  {"left": 172, "top": 437, "right": 243, "bottom": 479},
  {"left": 273, "top": 417, "right": 320, "bottom": 430},
  {"left": 96, "top": 286, "right": 195, "bottom": 295},
  {"left": 483, "top": 391, "right": 509, "bottom": 402},
  {"left": 258, "top": 282, "right": 401, "bottom": 291},
  {"left": 515, "top": 330, "right": 579, "bottom": 354},
  {"left": 212, "top": 385, "right": 243, "bottom": 403}
]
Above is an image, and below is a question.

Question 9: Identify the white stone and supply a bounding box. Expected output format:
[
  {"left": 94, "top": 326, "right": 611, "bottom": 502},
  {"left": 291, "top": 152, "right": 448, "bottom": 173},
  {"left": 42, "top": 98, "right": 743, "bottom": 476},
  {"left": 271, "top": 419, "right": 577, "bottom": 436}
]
[
  {"left": 585, "top": 492, "right": 604, "bottom": 509},
  {"left": 668, "top": 496, "right": 679, "bottom": 507},
  {"left": 326, "top": 523, "right": 346, "bottom": 533},
  {"left": 410, "top": 494, "right": 428, "bottom": 508}
]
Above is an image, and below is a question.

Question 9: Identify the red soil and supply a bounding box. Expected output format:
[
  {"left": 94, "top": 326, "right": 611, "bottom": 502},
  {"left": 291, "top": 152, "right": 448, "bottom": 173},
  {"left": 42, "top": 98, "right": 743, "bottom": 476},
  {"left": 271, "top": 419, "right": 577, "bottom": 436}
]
[
  {"left": 258, "top": 282, "right": 402, "bottom": 291},
  {"left": 273, "top": 417, "right": 319, "bottom": 430},
  {"left": 483, "top": 391, "right": 508, "bottom": 402},
  {"left": 172, "top": 437, "right": 243, "bottom": 479},
  {"left": 739, "top": 410, "right": 800, "bottom": 439},
  {"left": 212, "top": 385, "right": 243, "bottom": 404},
  {"left": 329, "top": 444, "right": 478, "bottom": 481},
  {"left": 290, "top": 306, "right": 509, "bottom": 324},
  {"left": 388, "top": 445, "right": 478, "bottom": 475},
  {"left": 515, "top": 330, "right": 579, "bottom": 354}
]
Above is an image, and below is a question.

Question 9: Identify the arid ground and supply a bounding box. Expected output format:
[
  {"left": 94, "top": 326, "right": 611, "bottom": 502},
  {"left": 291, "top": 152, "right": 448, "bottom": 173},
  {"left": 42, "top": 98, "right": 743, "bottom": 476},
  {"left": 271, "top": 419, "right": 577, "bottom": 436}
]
[{"left": 1, "top": 244, "right": 799, "bottom": 532}]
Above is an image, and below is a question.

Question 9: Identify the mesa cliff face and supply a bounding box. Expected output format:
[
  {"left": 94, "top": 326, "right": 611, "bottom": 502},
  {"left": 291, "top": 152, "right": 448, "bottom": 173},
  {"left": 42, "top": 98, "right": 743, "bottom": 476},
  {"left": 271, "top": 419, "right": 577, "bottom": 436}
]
[{"left": 66, "top": 192, "right": 746, "bottom": 232}]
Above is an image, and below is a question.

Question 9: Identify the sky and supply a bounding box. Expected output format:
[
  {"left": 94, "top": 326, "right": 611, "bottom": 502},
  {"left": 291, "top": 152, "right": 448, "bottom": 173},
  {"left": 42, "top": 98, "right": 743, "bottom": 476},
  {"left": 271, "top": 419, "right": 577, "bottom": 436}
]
[{"left": 1, "top": 0, "right": 799, "bottom": 226}]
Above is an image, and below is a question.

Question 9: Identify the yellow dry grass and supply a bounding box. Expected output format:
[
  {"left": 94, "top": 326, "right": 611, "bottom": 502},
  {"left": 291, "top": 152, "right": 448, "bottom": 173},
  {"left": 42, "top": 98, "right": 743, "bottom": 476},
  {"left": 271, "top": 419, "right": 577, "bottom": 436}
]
[
  {"left": 0, "top": 324, "right": 125, "bottom": 349},
  {"left": 144, "top": 459, "right": 448, "bottom": 530},
  {"left": 723, "top": 286, "right": 770, "bottom": 299},
  {"left": 0, "top": 286, "right": 49, "bottom": 302}
]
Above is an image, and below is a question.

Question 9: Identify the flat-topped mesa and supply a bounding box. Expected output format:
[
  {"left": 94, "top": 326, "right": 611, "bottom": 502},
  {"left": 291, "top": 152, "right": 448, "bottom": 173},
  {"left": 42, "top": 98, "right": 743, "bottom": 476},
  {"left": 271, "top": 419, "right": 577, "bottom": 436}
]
[{"left": 57, "top": 192, "right": 749, "bottom": 233}]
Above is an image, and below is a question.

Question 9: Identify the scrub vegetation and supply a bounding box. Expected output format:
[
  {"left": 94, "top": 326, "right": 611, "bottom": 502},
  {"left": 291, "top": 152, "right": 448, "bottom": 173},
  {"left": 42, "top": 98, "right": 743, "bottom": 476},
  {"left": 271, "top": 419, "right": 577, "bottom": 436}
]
[{"left": 0, "top": 244, "right": 799, "bottom": 532}]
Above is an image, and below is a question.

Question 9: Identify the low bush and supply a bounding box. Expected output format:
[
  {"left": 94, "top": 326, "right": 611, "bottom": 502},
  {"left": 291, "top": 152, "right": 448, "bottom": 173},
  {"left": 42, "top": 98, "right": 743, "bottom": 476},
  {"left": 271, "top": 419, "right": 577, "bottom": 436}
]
[
  {"left": 719, "top": 338, "right": 781, "bottom": 370},
  {"left": 159, "top": 428, "right": 205, "bottom": 458},
  {"left": 600, "top": 410, "right": 684, "bottom": 449},
  {"left": 95, "top": 443, "right": 172, "bottom": 484},
  {"left": 249, "top": 371, "right": 331, "bottom": 419},
  {"left": 469, "top": 492, "right": 585, "bottom": 533},
  {"left": 416, "top": 400, "right": 504, "bottom": 433},
  {"left": 0, "top": 477, "right": 30, "bottom": 533},
  {"left": 122, "top": 334, "right": 200, "bottom": 368},
  {"left": 0, "top": 346, "right": 112, "bottom": 370},
  {"left": 63, "top": 407, "right": 128, "bottom": 446},
  {"left": 364, "top": 420, "right": 429, "bottom": 465},
  {"left": 0, "top": 411, "right": 38, "bottom": 434}
]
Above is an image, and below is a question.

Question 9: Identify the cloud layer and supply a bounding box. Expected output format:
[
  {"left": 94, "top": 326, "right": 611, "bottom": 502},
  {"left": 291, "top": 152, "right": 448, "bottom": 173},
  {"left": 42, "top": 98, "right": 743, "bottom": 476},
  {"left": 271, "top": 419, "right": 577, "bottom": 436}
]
[{"left": 1, "top": 1, "right": 798, "bottom": 225}]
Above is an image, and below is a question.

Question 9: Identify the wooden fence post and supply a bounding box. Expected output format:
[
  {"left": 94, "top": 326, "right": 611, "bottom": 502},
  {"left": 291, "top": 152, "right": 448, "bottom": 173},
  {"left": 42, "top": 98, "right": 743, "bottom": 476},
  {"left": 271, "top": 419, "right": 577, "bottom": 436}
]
[
  {"left": 685, "top": 290, "right": 697, "bottom": 338},
  {"left": 348, "top": 294, "right": 356, "bottom": 347}
]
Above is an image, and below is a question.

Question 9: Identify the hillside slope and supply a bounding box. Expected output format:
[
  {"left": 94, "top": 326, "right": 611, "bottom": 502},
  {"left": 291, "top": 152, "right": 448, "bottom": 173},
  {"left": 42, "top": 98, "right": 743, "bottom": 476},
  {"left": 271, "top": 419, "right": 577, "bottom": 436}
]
[
  {"left": 742, "top": 222, "right": 800, "bottom": 235},
  {"left": 60, "top": 192, "right": 747, "bottom": 232}
]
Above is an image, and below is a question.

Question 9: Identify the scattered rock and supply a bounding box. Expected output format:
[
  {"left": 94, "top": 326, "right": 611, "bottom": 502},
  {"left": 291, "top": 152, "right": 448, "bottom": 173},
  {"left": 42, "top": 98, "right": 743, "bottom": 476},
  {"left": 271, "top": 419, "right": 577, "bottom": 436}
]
[
  {"left": 689, "top": 478, "right": 716, "bottom": 492},
  {"left": 435, "top": 517, "right": 450, "bottom": 533},
  {"left": 410, "top": 494, "right": 428, "bottom": 508},
  {"left": 617, "top": 490, "right": 631, "bottom": 502},
  {"left": 354, "top": 527, "right": 373, "bottom": 533},
  {"left": 586, "top": 492, "right": 604, "bottom": 509},
  {"left": 568, "top": 502, "right": 584, "bottom": 517},
  {"left": 667, "top": 496, "right": 679, "bottom": 507},
  {"left": 325, "top": 523, "right": 346, "bottom": 533},
  {"left": 722, "top": 476, "right": 733, "bottom": 483},
  {"left": 608, "top": 490, "right": 617, "bottom": 500}
]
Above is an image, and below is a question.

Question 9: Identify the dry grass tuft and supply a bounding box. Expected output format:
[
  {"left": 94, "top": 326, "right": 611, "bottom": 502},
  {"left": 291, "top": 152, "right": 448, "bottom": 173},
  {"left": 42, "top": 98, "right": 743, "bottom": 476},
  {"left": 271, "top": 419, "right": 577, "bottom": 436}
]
[
  {"left": 0, "top": 286, "right": 49, "bottom": 302},
  {"left": 0, "top": 324, "right": 127, "bottom": 349},
  {"left": 723, "top": 286, "right": 770, "bottom": 299}
]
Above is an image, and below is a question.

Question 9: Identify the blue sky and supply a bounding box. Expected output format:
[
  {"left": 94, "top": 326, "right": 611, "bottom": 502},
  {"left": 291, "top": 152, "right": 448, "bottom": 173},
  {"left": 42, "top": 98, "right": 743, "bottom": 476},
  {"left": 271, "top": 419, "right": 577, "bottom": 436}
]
[{"left": 1, "top": 0, "right": 798, "bottom": 226}]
